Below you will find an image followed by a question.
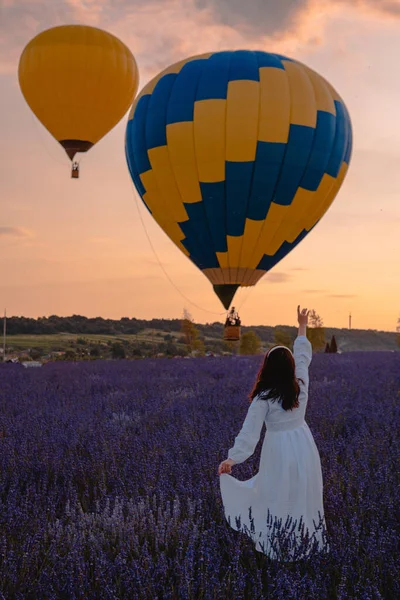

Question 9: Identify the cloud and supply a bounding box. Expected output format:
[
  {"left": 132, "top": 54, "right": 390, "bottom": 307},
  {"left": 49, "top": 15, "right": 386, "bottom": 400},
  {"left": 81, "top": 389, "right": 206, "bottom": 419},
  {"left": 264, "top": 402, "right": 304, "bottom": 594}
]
[
  {"left": 193, "top": 0, "right": 308, "bottom": 35},
  {"left": 195, "top": 0, "right": 400, "bottom": 37},
  {"left": 262, "top": 272, "right": 292, "bottom": 284},
  {"left": 327, "top": 293, "right": 358, "bottom": 298},
  {"left": 302, "top": 289, "right": 328, "bottom": 294},
  {"left": 336, "top": 0, "right": 400, "bottom": 19},
  {"left": 0, "top": 227, "right": 43, "bottom": 248},
  {"left": 3, "top": 0, "right": 400, "bottom": 78},
  {"left": 0, "top": 226, "right": 33, "bottom": 239}
]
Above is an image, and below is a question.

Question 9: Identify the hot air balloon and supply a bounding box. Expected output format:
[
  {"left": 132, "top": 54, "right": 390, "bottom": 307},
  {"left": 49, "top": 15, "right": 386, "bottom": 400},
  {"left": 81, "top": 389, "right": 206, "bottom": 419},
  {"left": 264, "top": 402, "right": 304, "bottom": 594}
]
[
  {"left": 125, "top": 50, "right": 352, "bottom": 309},
  {"left": 19, "top": 25, "right": 139, "bottom": 178}
]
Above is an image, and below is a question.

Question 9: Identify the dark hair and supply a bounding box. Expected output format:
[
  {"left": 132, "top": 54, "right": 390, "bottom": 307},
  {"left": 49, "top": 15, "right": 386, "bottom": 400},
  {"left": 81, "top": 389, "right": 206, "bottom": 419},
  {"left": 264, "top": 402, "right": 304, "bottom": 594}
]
[{"left": 249, "top": 346, "right": 303, "bottom": 411}]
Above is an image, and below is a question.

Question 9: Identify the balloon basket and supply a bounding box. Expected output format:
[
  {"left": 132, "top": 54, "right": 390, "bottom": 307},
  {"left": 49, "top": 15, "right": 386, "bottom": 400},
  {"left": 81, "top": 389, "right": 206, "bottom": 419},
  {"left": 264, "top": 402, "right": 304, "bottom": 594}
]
[
  {"left": 71, "top": 163, "right": 79, "bottom": 178},
  {"left": 224, "top": 325, "right": 241, "bottom": 342}
]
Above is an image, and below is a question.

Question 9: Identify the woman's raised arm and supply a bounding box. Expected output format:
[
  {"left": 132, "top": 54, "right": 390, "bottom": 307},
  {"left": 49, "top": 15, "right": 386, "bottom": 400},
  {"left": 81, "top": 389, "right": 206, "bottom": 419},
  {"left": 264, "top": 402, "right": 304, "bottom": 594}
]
[{"left": 294, "top": 305, "right": 312, "bottom": 387}]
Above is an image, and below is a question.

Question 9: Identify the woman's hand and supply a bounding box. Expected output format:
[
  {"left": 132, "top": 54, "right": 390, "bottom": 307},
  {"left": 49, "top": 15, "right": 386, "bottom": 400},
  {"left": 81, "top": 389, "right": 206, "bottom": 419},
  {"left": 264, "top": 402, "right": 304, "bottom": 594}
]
[
  {"left": 218, "top": 458, "right": 235, "bottom": 475},
  {"left": 297, "top": 305, "right": 310, "bottom": 326}
]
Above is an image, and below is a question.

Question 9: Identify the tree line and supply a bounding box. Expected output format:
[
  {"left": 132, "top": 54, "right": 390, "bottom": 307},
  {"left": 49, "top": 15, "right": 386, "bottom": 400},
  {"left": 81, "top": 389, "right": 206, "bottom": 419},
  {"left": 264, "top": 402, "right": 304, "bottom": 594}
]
[
  {"left": 181, "top": 309, "right": 341, "bottom": 356},
  {"left": 4, "top": 311, "right": 399, "bottom": 358},
  {"left": 4, "top": 314, "right": 177, "bottom": 335}
]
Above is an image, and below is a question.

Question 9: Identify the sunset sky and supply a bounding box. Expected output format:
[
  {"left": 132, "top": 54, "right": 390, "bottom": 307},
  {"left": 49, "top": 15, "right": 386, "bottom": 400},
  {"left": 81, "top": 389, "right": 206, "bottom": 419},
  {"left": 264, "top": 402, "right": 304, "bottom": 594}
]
[{"left": 1, "top": 0, "right": 399, "bottom": 332}]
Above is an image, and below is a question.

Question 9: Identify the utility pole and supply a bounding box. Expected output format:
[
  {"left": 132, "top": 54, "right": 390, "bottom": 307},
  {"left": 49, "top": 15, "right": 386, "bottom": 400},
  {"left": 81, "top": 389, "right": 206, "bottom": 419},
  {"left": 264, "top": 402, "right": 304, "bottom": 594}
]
[
  {"left": 3, "top": 309, "right": 6, "bottom": 362},
  {"left": 349, "top": 312, "right": 352, "bottom": 330}
]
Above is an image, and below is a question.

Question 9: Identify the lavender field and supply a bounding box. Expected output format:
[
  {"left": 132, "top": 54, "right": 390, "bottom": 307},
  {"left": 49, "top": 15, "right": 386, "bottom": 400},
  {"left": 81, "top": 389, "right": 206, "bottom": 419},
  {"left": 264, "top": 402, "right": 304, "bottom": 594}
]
[{"left": 0, "top": 353, "right": 399, "bottom": 600}]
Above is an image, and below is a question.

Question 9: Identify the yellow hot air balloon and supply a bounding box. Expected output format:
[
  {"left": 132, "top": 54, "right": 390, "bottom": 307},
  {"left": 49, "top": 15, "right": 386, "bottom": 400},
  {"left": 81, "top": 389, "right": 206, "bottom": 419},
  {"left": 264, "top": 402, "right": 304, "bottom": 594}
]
[
  {"left": 125, "top": 51, "right": 352, "bottom": 309},
  {"left": 19, "top": 25, "right": 139, "bottom": 178}
]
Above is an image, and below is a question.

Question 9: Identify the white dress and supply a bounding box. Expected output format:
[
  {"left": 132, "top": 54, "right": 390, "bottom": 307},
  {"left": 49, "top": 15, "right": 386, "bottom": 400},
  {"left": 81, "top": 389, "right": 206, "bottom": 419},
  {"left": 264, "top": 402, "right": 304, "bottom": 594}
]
[{"left": 219, "top": 336, "right": 327, "bottom": 560}]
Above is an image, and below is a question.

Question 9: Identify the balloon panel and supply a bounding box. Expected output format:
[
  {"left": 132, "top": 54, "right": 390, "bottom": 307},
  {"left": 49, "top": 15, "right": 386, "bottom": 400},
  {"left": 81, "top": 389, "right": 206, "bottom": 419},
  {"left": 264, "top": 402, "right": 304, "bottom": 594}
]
[
  {"left": 125, "top": 51, "right": 352, "bottom": 305},
  {"left": 19, "top": 25, "right": 138, "bottom": 153}
]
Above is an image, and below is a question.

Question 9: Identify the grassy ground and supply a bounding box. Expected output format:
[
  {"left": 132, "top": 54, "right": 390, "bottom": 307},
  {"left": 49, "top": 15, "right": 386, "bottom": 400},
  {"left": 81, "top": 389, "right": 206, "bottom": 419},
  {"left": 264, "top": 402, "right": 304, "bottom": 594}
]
[{"left": 4, "top": 329, "right": 221, "bottom": 354}]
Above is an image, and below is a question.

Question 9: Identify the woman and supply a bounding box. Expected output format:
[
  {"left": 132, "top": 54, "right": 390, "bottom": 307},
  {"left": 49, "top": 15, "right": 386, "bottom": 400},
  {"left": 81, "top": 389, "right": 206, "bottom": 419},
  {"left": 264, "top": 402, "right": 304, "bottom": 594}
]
[{"left": 218, "top": 306, "right": 327, "bottom": 560}]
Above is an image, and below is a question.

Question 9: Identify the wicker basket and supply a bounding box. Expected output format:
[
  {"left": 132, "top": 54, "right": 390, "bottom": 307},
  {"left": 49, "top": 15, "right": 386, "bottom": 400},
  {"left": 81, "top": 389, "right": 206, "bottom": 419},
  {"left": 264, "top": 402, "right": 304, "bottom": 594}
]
[{"left": 224, "top": 325, "right": 240, "bottom": 342}]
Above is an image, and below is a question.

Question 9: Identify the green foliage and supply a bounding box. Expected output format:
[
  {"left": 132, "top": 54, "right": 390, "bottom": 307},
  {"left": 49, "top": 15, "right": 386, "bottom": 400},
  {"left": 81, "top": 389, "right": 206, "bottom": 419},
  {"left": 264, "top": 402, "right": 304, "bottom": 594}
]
[
  {"left": 223, "top": 340, "right": 236, "bottom": 355},
  {"left": 3, "top": 313, "right": 399, "bottom": 362},
  {"left": 4, "top": 314, "right": 145, "bottom": 336},
  {"left": 64, "top": 349, "right": 77, "bottom": 361},
  {"left": 274, "top": 328, "right": 293, "bottom": 350},
  {"left": 29, "top": 348, "right": 43, "bottom": 360},
  {"left": 181, "top": 309, "right": 202, "bottom": 354},
  {"left": 111, "top": 342, "right": 126, "bottom": 360},
  {"left": 164, "top": 343, "right": 178, "bottom": 357},
  {"left": 193, "top": 338, "right": 205, "bottom": 356},
  {"left": 307, "top": 309, "right": 326, "bottom": 352},
  {"left": 307, "top": 327, "right": 326, "bottom": 352},
  {"left": 309, "top": 310, "right": 324, "bottom": 328},
  {"left": 239, "top": 331, "right": 261, "bottom": 355},
  {"left": 90, "top": 345, "right": 101, "bottom": 358}
]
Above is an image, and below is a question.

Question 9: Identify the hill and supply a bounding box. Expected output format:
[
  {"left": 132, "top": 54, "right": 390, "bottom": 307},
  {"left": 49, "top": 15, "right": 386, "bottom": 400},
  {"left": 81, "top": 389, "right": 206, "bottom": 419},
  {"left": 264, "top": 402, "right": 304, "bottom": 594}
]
[{"left": 2, "top": 314, "right": 399, "bottom": 355}]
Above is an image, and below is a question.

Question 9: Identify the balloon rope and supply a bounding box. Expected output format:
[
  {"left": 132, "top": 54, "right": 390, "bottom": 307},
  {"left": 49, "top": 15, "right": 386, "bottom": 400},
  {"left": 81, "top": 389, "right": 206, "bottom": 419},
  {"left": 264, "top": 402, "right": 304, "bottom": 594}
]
[
  {"left": 237, "top": 284, "right": 256, "bottom": 311},
  {"left": 30, "top": 114, "right": 70, "bottom": 166},
  {"left": 131, "top": 184, "right": 226, "bottom": 317}
]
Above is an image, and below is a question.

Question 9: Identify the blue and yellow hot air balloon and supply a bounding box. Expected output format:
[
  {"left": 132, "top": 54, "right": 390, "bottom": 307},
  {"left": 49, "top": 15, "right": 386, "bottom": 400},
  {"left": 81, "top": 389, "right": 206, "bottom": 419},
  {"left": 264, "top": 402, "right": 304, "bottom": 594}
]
[
  {"left": 125, "top": 50, "right": 352, "bottom": 308},
  {"left": 19, "top": 25, "right": 139, "bottom": 178}
]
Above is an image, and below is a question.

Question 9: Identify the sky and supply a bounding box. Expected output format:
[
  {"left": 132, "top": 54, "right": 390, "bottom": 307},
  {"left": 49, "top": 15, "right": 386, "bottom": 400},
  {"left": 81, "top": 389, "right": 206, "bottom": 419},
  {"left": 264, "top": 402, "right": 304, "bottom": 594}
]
[{"left": 0, "top": 0, "right": 399, "bottom": 332}]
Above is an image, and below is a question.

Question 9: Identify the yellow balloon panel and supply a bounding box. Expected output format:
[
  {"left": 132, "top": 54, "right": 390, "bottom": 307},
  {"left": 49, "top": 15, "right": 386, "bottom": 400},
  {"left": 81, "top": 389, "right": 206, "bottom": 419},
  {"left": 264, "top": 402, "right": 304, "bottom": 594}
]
[{"left": 19, "top": 25, "right": 138, "bottom": 151}]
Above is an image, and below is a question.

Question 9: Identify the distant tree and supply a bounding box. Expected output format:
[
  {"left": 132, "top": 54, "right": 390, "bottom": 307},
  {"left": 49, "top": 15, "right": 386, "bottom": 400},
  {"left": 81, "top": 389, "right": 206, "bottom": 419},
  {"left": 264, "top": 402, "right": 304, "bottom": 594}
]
[
  {"left": 76, "top": 337, "right": 87, "bottom": 345},
  {"left": 29, "top": 348, "right": 43, "bottom": 360},
  {"left": 181, "top": 309, "right": 201, "bottom": 353},
  {"left": 223, "top": 340, "right": 236, "bottom": 355},
  {"left": 64, "top": 349, "right": 77, "bottom": 361},
  {"left": 397, "top": 317, "right": 400, "bottom": 348},
  {"left": 307, "top": 309, "right": 326, "bottom": 352},
  {"left": 193, "top": 338, "right": 206, "bottom": 356},
  {"left": 164, "top": 342, "right": 178, "bottom": 356},
  {"left": 325, "top": 342, "right": 330, "bottom": 353},
  {"left": 274, "top": 328, "right": 293, "bottom": 350},
  {"left": 111, "top": 342, "right": 126, "bottom": 359},
  {"left": 240, "top": 331, "right": 261, "bottom": 355},
  {"left": 90, "top": 345, "right": 101, "bottom": 358},
  {"left": 330, "top": 335, "right": 338, "bottom": 353},
  {"left": 309, "top": 310, "right": 324, "bottom": 328},
  {"left": 176, "top": 346, "right": 189, "bottom": 357}
]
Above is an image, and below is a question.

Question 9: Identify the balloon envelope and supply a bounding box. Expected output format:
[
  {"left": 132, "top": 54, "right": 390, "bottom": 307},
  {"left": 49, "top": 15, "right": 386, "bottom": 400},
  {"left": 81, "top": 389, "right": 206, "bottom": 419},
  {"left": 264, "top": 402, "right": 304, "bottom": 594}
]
[
  {"left": 125, "top": 51, "right": 352, "bottom": 308},
  {"left": 19, "top": 25, "right": 139, "bottom": 160}
]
